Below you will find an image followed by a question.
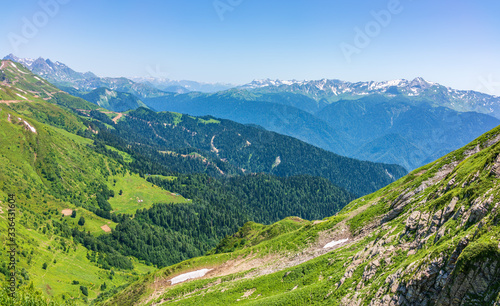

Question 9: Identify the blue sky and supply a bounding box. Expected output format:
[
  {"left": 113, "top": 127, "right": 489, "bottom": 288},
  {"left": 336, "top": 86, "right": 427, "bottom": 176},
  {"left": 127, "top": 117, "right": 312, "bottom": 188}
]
[{"left": 1, "top": 0, "right": 500, "bottom": 95}]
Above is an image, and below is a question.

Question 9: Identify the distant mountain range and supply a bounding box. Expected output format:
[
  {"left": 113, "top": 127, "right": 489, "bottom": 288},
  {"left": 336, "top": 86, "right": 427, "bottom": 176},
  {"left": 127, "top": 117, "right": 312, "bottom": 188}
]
[
  {"left": 142, "top": 90, "right": 500, "bottom": 170},
  {"left": 130, "top": 76, "right": 236, "bottom": 93},
  {"left": 3, "top": 54, "right": 236, "bottom": 96},
  {"left": 6, "top": 53, "right": 500, "bottom": 171},
  {"left": 240, "top": 78, "right": 500, "bottom": 118}
]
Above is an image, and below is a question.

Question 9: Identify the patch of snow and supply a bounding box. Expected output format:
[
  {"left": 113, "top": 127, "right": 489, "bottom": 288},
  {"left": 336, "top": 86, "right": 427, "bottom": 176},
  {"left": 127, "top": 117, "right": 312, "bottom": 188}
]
[
  {"left": 16, "top": 93, "right": 27, "bottom": 100},
  {"left": 323, "top": 238, "right": 349, "bottom": 249},
  {"left": 23, "top": 120, "right": 36, "bottom": 133},
  {"left": 10, "top": 62, "right": 27, "bottom": 74},
  {"left": 170, "top": 269, "right": 211, "bottom": 285}
]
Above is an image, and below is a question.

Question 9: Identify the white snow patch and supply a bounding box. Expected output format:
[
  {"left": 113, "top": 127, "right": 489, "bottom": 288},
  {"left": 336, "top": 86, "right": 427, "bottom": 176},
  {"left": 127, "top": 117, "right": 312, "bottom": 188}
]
[
  {"left": 281, "top": 80, "right": 294, "bottom": 85},
  {"left": 23, "top": 120, "right": 37, "bottom": 133},
  {"left": 385, "top": 169, "right": 394, "bottom": 180},
  {"left": 16, "top": 93, "right": 27, "bottom": 100},
  {"left": 10, "top": 62, "right": 27, "bottom": 74},
  {"left": 170, "top": 269, "right": 211, "bottom": 285},
  {"left": 323, "top": 238, "right": 349, "bottom": 249}
]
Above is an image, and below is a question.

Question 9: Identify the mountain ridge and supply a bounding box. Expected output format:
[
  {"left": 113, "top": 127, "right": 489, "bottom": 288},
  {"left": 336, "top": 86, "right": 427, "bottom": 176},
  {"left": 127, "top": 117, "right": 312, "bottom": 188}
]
[{"left": 240, "top": 77, "right": 500, "bottom": 118}]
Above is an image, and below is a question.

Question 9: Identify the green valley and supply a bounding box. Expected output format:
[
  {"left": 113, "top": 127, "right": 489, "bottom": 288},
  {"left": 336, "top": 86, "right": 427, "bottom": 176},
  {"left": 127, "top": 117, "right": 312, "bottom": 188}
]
[{"left": 0, "top": 60, "right": 404, "bottom": 304}]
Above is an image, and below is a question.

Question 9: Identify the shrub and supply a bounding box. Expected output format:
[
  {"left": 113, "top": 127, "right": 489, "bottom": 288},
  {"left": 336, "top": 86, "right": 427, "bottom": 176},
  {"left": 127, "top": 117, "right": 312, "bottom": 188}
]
[
  {"left": 78, "top": 216, "right": 85, "bottom": 226},
  {"left": 80, "top": 285, "right": 88, "bottom": 296}
]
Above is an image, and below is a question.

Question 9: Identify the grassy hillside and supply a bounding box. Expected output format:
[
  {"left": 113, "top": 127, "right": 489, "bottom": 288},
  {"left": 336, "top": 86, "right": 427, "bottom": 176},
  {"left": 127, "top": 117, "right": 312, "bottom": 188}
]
[
  {"left": 0, "top": 60, "right": 98, "bottom": 111},
  {"left": 104, "top": 125, "right": 500, "bottom": 305},
  {"left": 0, "top": 103, "right": 157, "bottom": 305},
  {"left": 61, "top": 86, "right": 149, "bottom": 112},
  {"left": 107, "top": 173, "right": 190, "bottom": 215}
]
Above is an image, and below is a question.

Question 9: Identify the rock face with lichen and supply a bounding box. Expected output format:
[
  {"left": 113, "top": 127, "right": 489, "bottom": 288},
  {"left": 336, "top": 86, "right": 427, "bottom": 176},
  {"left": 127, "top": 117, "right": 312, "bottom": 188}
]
[{"left": 343, "top": 130, "right": 500, "bottom": 305}]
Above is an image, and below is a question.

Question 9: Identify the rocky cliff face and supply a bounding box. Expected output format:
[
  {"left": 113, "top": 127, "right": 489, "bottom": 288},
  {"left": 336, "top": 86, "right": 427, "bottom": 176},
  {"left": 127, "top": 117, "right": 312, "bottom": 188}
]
[{"left": 339, "top": 131, "right": 500, "bottom": 305}]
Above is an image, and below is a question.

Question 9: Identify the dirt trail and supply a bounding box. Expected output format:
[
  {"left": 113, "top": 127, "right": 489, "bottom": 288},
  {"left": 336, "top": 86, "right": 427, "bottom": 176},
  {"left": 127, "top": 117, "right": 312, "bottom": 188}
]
[
  {"left": 100, "top": 111, "right": 124, "bottom": 124},
  {"left": 112, "top": 113, "right": 123, "bottom": 124},
  {"left": 0, "top": 100, "right": 24, "bottom": 105},
  {"left": 210, "top": 135, "right": 219, "bottom": 154}
]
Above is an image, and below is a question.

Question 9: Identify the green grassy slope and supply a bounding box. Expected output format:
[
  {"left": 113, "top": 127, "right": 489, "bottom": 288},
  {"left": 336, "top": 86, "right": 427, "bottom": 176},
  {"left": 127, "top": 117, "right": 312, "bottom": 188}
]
[
  {"left": 107, "top": 173, "right": 190, "bottom": 215},
  {"left": 0, "top": 60, "right": 98, "bottom": 111},
  {"left": 105, "top": 125, "right": 500, "bottom": 305},
  {"left": 61, "top": 86, "right": 149, "bottom": 112},
  {"left": 0, "top": 102, "right": 156, "bottom": 304}
]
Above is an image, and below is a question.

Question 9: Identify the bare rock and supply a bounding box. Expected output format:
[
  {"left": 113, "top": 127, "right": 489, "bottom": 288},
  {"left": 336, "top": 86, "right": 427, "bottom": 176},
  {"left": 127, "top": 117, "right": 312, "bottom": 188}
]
[
  {"left": 362, "top": 260, "right": 380, "bottom": 282},
  {"left": 442, "top": 197, "right": 458, "bottom": 223},
  {"left": 427, "top": 209, "right": 443, "bottom": 236},
  {"left": 406, "top": 211, "right": 421, "bottom": 231},
  {"left": 468, "top": 195, "right": 493, "bottom": 224},
  {"left": 491, "top": 154, "right": 500, "bottom": 177},
  {"left": 417, "top": 212, "right": 430, "bottom": 237},
  {"left": 434, "top": 226, "right": 446, "bottom": 244}
]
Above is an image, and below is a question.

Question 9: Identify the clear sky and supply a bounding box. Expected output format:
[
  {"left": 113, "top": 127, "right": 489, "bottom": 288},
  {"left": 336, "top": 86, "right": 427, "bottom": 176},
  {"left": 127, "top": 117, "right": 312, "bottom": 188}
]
[{"left": 1, "top": 0, "right": 500, "bottom": 95}]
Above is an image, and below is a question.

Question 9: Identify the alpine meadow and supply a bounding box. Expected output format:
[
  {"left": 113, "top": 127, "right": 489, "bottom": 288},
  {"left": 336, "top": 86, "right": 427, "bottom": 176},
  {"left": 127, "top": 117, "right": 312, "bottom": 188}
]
[{"left": 1, "top": 1, "right": 500, "bottom": 305}]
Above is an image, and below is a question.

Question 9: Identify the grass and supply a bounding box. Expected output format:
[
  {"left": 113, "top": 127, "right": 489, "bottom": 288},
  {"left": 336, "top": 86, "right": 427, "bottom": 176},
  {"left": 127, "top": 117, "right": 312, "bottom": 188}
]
[
  {"left": 0, "top": 102, "right": 157, "bottom": 304},
  {"left": 107, "top": 173, "right": 190, "bottom": 215},
  {"left": 0, "top": 198, "right": 156, "bottom": 306},
  {"left": 53, "top": 127, "right": 93, "bottom": 146},
  {"left": 105, "top": 145, "right": 133, "bottom": 163},
  {"left": 61, "top": 208, "right": 117, "bottom": 236},
  {"left": 197, "top": 118, "right": 220, "bottom": 124}
]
